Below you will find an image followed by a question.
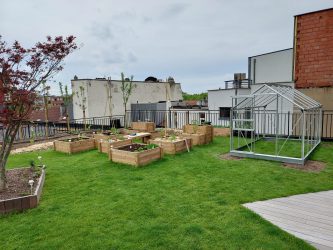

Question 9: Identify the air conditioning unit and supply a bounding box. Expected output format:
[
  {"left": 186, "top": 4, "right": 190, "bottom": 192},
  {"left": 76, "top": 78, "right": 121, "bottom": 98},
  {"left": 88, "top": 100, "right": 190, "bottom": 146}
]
[{"left": 234, "top": 73, "right": 246, "bottom": 81}]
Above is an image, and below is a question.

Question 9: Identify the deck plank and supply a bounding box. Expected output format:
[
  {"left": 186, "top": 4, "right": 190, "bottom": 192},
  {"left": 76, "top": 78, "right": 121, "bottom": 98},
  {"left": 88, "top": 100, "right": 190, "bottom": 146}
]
[{"left": 244, "top": 190, "right": 333, "bottom": 249}]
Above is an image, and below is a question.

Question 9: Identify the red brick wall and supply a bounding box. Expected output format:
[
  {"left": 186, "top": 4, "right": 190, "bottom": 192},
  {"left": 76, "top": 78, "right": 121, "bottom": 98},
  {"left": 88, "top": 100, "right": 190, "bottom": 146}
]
[
  {"left": 294, "top": 9, "right": 333, "bottom": 88},
  {"left": 29, "top": 105, "right": 63, "bottom": 122}
]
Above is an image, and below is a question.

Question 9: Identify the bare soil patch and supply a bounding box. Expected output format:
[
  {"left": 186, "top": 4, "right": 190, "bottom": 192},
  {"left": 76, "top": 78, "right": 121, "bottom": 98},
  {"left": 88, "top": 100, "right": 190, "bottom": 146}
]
[
  {"left": 283, "top": 160, "right": 326, "bottom": 172},
  {"left": 218, "top": 153, "right": 243, "bottom": 161},
  {"left": 118, "top": 143, "right": 151, "bottom": 152},
  {"left": 0, "top": 168, "right": 38, "bottom": 200}
]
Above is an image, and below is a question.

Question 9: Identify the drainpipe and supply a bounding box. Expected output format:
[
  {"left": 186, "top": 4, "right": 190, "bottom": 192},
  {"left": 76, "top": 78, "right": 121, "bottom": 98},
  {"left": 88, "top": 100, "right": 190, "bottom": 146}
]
[{"left": 293, "top": 16, "right": 298, "bottom": 82}]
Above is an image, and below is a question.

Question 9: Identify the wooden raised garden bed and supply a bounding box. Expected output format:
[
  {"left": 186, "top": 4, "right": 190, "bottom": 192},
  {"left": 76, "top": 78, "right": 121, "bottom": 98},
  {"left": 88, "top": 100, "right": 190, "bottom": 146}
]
[
  {"left": 0, "top": 167, "right": 46, "bottom": 214},
  {"left": 149, "top": 137, "right": 192, "bottom": 154},
  {"left": 97, "top": 138, "right": 133, "bottom": 154},
  {"left": 132, "top": 122, "right": 156, "bottom": 132},
  {"left": 93, "top": 132, "right": 117, "bottom": 142},
  {"left": 183, "top": 124, "right": 213, "bottom": 143},
  {"left": 181, "top": 133, "right": 206, "bottom": 146},
  {"left": 214, "top": 127, "right": 230, "bottom": 136},
  {"left": 109, "top": 143, "right": 163, "bottom": 167},
  {"left": 53, "top": 137, "right": 95, "bottom": 154}
]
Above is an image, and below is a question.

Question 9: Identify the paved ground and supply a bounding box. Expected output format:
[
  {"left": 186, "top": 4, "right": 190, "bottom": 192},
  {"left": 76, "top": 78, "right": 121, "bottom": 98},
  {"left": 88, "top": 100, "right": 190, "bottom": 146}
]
[{"left": 244, "top": 191, "right": 333, "bottom": 249}]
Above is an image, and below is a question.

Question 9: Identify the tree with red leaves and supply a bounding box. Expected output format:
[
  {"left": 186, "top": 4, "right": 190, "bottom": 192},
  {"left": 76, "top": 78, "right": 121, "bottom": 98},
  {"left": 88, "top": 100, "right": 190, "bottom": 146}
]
[{"left": 0, "top": 36, "right": 77, "bottom": 191}]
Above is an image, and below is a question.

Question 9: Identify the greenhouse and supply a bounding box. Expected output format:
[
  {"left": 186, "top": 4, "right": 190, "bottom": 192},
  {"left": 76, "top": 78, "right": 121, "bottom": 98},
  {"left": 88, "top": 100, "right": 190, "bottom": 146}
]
[{"left": 230, "top": 84, "right": 322, "bottom": 165}]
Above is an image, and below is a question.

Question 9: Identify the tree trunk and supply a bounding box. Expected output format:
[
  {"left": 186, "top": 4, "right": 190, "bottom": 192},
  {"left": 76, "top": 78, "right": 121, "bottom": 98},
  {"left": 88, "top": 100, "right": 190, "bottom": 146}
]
[
  {"left": 0, "top": 123, "right": 20, "bottom": 191},
  {"left": 83, "top": 109, "right": 86, "bottom": 130},
  {"left": 124, "top": 105, "right": 127, "bottom": 129},
  {"left": 44, "top": 95, "right": 49, "bottom": 138},
  {"left": 0, "top": 160, "right": 6, "bottom": 191},
  {"left": 66, "top": 113, "right": 70, "bottom": 132}
]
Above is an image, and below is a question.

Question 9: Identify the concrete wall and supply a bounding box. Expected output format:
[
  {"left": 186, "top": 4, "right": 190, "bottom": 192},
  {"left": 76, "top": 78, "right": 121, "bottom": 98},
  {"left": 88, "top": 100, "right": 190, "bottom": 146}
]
[
  {"left": 295, "top": 8, "right": 333, "bottom": 88},
  {"left": 249, "top": 49, "right": 293, "bottom": 84},
  {"left": 299, "top": 87, "right": 333, "bottom": 110},
  {"left": 71, "top": 79, "right": 183, "bottom": 119}
]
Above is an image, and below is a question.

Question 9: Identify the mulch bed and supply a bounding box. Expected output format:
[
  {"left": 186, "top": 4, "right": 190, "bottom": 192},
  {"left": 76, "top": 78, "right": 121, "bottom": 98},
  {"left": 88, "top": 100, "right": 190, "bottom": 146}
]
[
  {"left": 218, "top": 153, "right": 243, "bottom": 161},
  {"left": 283, "top": 160, "right": 326, "bottom": 172},
  {"left": 0, "top": 168, "right": 38, "bottom": 200}
]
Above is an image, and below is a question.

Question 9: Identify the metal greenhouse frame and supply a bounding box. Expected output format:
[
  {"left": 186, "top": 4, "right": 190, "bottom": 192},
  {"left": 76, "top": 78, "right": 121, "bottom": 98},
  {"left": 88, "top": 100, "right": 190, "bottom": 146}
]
[{"left": 230, "top": 84, "right": 322, "bottom": 165}]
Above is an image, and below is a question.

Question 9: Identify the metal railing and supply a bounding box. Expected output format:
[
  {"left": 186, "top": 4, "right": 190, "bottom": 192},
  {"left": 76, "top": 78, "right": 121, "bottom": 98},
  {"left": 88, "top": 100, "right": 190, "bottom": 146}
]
[
  {"left": 125, "top": 110, "right": 230, "bottom": 129},
  {"left": 1, "top": 110, "right": 332, "bottom": 143},
  {"left": 224, "top": 79, "right": 251, "bottom": 89},
  {"left": 0, "top": 115, "right": 125, "bottom": 143}
]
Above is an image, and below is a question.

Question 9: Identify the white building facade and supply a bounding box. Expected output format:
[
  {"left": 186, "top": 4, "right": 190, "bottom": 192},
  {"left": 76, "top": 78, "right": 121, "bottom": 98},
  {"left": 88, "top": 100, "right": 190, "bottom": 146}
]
[
  {"left": 71, "top": 78, "right": 183, "bottom": 119},
  {"left": 208, "top": 48, "right": 295, "bottom": 125}
]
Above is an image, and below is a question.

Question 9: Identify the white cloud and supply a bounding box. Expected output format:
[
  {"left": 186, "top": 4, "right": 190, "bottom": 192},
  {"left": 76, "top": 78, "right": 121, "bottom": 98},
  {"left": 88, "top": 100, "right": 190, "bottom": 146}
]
[{"left": 1, "top": 0, "right": 331, "bottom": 95}]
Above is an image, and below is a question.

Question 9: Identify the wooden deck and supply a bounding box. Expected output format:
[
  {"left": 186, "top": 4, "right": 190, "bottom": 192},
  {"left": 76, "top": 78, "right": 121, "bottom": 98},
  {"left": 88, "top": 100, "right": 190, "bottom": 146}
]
[{"left": 244, "top": 190, "right": 333, "bottom": 250}]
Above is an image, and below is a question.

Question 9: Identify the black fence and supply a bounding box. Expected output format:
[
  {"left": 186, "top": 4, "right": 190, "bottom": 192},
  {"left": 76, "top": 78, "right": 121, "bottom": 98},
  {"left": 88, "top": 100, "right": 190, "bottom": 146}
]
[
  {"left": 0, "top": 115, "right": 125, "bottom": 143},
  {"left": 1, "top": 110, "right": 332, "bottom": 143}
]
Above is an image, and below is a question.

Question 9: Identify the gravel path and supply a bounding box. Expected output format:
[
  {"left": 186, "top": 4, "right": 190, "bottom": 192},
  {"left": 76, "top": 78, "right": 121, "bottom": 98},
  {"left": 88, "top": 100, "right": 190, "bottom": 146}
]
[{"left": 10, "top": 142, "right": 54, "bottom": 155}]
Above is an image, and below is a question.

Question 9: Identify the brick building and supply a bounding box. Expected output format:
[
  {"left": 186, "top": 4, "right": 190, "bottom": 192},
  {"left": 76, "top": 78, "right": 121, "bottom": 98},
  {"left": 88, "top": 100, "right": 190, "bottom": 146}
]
[
  {"left": 29, "top": 96, "right": 67, "bottom": 122},
  {"left": 294, "top": 8, "right": 333, "bottom": 109}
]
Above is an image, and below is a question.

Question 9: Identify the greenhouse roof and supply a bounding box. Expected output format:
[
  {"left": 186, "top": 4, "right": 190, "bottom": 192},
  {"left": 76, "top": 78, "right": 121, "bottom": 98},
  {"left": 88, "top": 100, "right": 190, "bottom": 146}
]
[{"left": 233, "top": 84, "right": 322, "bottom": 110}]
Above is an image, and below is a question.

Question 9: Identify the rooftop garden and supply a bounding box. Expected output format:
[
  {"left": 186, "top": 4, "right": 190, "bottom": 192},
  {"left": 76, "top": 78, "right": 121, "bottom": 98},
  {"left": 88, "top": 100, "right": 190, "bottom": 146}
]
[{"left": 1, "top": 137, "right": 333, "bottom": 249}]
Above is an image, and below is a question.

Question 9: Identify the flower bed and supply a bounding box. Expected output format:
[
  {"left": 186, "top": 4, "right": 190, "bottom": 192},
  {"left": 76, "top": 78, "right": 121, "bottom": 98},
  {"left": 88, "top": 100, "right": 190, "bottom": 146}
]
[
  {"left": 131, "top": 122, "right": 156, "bottom": 132},
  {"left": 149, "top": 137, "right": 191, "bottom": 154},
  {"left": 109, "top": 143, "right": 162, "bottom": 167},
  {"left": 98, "top": 138, "right": 133, "bottom": 154},
  {"left": 0, "top": 167, "right": 46, "bottom": 214},
  {"left": 183, "top": 124, "right": 213, "bottom": 143},
  {"left": 53, "top": 137, "right": 95, "bottom": 154}
]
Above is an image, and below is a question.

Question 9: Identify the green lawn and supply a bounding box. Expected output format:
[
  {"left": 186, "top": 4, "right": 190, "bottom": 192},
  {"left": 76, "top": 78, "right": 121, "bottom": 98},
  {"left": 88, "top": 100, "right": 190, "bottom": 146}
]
[
  {"left": 233, "top": 137, "right": 319, "bottom": 158},
  {"left": 236, "top": 138, "right": 304, "bottom": 158},
  {"left": 1, "top": 137, "right": 333, "bottom": 249}
]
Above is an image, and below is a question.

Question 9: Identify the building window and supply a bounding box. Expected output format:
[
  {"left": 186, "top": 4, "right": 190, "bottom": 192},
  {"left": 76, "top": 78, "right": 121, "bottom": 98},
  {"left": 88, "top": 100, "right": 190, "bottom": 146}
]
[{"left": 219, "top": 107, "right": 230, "bottom": 119}]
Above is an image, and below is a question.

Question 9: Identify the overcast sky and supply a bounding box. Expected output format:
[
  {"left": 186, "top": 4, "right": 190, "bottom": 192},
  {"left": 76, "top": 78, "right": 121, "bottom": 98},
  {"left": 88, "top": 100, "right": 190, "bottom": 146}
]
[{"left": 1, "top": 0, "right": 332, "bottom": 94}]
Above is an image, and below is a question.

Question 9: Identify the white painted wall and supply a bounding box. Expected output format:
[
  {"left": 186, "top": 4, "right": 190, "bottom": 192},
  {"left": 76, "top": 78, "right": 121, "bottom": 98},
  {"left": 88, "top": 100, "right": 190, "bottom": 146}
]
[
  {"left": 238, "top": 82, "right": 296, "bottom": 135},
  {"left": 208, "top": 88, "right": 250, "bottom": 110},
  {"left": 249, "top": 49, "right": 293, "bottom": 84},
  {"left": 71, "top": 79, "right": 183, "bottom": 119}
]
